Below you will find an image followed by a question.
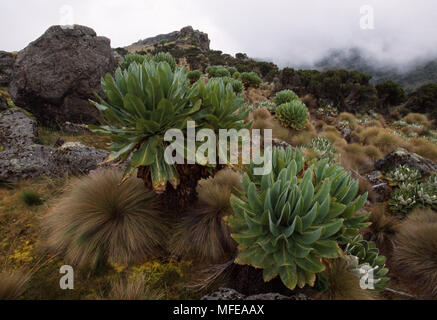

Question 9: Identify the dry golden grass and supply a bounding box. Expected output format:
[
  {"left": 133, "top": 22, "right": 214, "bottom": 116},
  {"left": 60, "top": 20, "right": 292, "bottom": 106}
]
[
  {"left": 251, "top": 107, "right": 271, "bottom": 121},
  {"left": 313, "top": 120, "right": 326, "bottom": 132},
  {"left": 38, "top": 127, "right": 111, "bottom": 150},
  {"left": 339, "top": 112, "right": 359, "bottom": 129},
  {"left": 363, "top": 145, "right": 383, "bottom": 161},
  {"left": 323, "top": 125, "right": 341, "bottom": 135},
  {"left": 392, "top": 208, "right": 437, "bottom": 298},
  {"left": 363, "top": 205, "right": 399, "bottom": 255},
  {"left": 359, "top": 127, "right": 381, "bottom": 145},
  {"left": 0, "top": 270, "right": 32, "bottom": 300},
  {"left": 301, "top": 94, "right": 317, "bottom": 110},
  {"left": 43, "top": 169, "right": 167, "bottom": 269},
  {"left": 357, "top": 177, "right": 377, "bottom": 203},
  {"left": 363, "top": 119, "right": 383, "bottom": 128},
  {"left": 245, "top": 88, "right": 268, "bottom": 105},
  {"left": 405, "top": 138, "right": 437, "bottom": 161},
  {"left": 98, "top": 273, "right": 164, "bottom": 300},
  {"left": 354, "top": 125, "right": 364, "bottom": 135},
  {"left": 339, "top": 144, "right": 373, "bottom": 174},
  {"left": 170, "top": 169, "right": 241, "bottom": 264},
  {"left": 403, "top": 113, "right": 432, "bottom": 129},
  {"left": 315, "top": 259, "right": 376, "bottom": 300},
  {"left": 333, "top": 139, "right": 348, "bottom": 150},
  {"left": 286, "top": 123, "right": 317, "bottom": 146},
  {"left": 251, "top": 115, "right": 290, "bottom": 142},
  {"left": 371, "top": 130, "right": 405, "bottom": 154}
]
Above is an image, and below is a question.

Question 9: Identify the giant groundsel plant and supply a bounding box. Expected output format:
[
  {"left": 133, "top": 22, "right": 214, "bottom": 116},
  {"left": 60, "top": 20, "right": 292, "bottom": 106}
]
[
  {"left": 228, "top": 147, "right": 371, "bottom": 290},
  {"left": 90, "top": 60, "right": 249, "bottom": 207}
]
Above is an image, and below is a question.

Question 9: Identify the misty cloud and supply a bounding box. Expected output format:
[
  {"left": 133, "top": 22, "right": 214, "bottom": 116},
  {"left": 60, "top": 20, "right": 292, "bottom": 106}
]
[{"left": 1, "top": 0, "right": 436, "bottom": 68}]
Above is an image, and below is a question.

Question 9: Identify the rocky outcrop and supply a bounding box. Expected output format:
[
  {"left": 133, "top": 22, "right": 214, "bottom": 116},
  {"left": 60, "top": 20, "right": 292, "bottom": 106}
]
[
  {"left": 0, "top": 51, "right": 14, "bottom": 86},
  {"left": 9, "top": 25, "right": 115, "bottom": 128},
  {"left": 126, "top": 26, "right": 210, "bottom": 53},
  {"left": 0, "top": 109, "right": 109, "bottom": 182},
  {"left": 375, "top": 147, "right": 437, "bottom": 175},
  {"left": 201, "top": 288, "right": 311, "bottom": 301}
]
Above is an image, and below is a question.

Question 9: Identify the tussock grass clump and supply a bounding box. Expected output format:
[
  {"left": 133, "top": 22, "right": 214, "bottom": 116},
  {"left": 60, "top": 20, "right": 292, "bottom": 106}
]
[
  {"left": 313, "top": 120, "right": 326, "bottom": 132},
  {"left": 338, "top": 112, "right": 359, "bottom": 130},
  {"left": 372, "top": 130, "right": 404, "bottom": 154},
  {"left": 322, "top": 131, "right": 342, "bottom": 144},
  {"left": 363, "top": 119, "right": 383, "bottom": 128},
  {"left": 301, "top": 94, "right": 317, "bottom": 110},
  {"left": 286, "top": 123, "right": 317, "bottom": 146},
  {"left": 251, "top": 107, "right": 271, "bottom": 121},
  {"left": 0, "top": 270, "right": 31, "bottom": 300},
  {"left": 363, "top": 205, "right": 399, "bottom": 254},
  {"left": 315, "top": 259, "right": 375, "bottom": 300},
  {"left": 170, "top": 169, "right": 241, "bottom": 263},
  {"left": 323, "top": 125, "right": 341, "bottom": 135},
  {"left": 359, "top": 127, "right": 381, "bottom": 145},
  {"left": 339, "top": 144, "right": 373, "bottom": 174},
  {"left": 99, "top": 273, "right": 164, "bottom": 300},
  {"left": 20, "top": 190, "right": 43, "bottom": 206},
  {"left": 403, "top": 113, "right": 432, "bottom": 129},
  {"left": 393, "top": 208, "right": 437, "bottom": 298},
  {"left": 43, "top": 169, "right": 167, "bottom": 269},
  {"left": 406, "top": 137, "right": 437, "bottom": 161},
  {"left": 363, "top": 145, "right": 383, "bottom": 161},
  {"left": 251, "top": 115, "right": 290, "bottom": 142}
]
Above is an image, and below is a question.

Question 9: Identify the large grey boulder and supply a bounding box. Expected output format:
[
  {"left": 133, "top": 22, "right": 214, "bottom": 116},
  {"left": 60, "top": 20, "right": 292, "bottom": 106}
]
[
  {"left": 375, "top": 147, "right": 437, "bottom": 175},
  {"left": 0, "top": 109, "right": 109, "bottom": 182},
  {"left": 0, "top": 51, "right": 14, "bottom": 86},
  {"left": 9, "top": 25, "right": 115, "bottom": 128}
]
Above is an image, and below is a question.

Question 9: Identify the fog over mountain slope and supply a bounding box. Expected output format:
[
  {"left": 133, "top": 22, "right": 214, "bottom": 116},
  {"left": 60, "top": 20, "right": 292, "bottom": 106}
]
[{"left": 309, "top": 48, "right": 437, "bottom": 92}]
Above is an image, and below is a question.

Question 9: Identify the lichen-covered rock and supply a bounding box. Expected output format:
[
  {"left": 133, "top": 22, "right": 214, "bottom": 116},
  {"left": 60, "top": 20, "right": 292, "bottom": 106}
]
[
  {"left": 52, "top": 142, "right": 108, "bottom": 175},
  {"left": 0, "top": 51, "right": 14, "bottom": 86},
  {"left": 201, "top": 288, "right": 311, "bottom": 301},
  {"left": 375, "top": 147, "right": 437, "bottom": 175},
  {"left": 0, "top": 109, "right": 110, "bottom": 182},
  {"left": 9, "top": 25, "right": 115, "bottom": 128},
  {"left": 0, "top": 108, "right": 38, "bottom": 148}
]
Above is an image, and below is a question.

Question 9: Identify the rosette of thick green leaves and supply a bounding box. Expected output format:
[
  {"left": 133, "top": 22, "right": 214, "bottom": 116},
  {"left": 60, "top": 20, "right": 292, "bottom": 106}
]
[
  {"left": 90, "top": 60, "right": 248, "bottom": 193},
  {"left": 120, "top": 54, "right": 151, "bottom": 70},
  {"left": 188, "top": 78, "right": 249, "bottom": 131},
  {"left": 276, "top": 100, "right": 308, "bottom": 130},
  {"left": 228, "top": 147, "right": 370, "bottom": 290},
  {"left": 345, "top": 235, "right": 390, "bottom": 291}
]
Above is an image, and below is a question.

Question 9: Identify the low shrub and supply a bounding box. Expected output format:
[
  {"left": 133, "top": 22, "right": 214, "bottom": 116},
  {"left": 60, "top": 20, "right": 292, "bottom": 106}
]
[
  {"left": 20, "top": 190, "right": 43, "bottom": 206},
  {"left": 274, "top": 90, "right": 299, "bottom": 106},
  {"left": 205, "top": 65, "right": 230, "bottom": 78},
  {"left": 239, "top": 72, "right": 262, "bottom": 88},
  {"left": 276, "top": 100, "right": 309, "bottom": 130},
  {"left": 187, "top": 70, "right": 202, "bottom": 83}
]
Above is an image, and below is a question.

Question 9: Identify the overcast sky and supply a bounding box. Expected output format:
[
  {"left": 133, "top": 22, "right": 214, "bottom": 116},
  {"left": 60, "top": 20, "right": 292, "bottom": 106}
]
[{"left": 1, "top": 0, "right": 436, "bottom": 67}]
